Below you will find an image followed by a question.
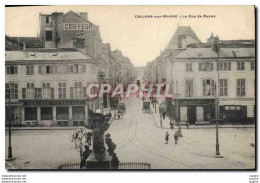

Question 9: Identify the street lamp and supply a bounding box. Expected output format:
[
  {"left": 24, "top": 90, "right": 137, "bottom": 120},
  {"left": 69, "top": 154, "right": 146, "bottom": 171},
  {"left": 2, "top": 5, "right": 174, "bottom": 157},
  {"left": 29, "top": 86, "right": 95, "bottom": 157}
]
[
  {"left": 6, "top": 89, "right": 15, "bottom": 161},
  {"left": 213, "top": 84, "right": 223, "bottom": 158}
]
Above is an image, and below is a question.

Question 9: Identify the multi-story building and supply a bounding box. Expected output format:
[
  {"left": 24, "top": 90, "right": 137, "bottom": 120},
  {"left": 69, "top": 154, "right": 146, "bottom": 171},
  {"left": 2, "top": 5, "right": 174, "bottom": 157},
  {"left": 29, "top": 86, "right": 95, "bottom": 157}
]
[
  {"left": 5, "top": 48, "right": 99, "bottom": 127},
  {"left": 165, "top": 35, "right": 255, "bottom": 124}
]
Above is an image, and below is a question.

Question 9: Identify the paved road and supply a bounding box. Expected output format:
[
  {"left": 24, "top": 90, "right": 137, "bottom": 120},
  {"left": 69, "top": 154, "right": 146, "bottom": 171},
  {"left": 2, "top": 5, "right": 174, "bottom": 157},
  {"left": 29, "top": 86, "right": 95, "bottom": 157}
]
[
  {"left": 5, "top": 96, "right": 255, "bottom": 169},
  {"left": 108, "top": 97, "right": 255, "bottom": 169}
]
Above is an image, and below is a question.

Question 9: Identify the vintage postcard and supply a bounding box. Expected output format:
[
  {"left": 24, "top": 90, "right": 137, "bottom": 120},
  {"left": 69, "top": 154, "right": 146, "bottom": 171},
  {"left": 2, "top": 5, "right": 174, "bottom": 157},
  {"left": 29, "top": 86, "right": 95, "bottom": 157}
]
[{"left": 5, "top": 5, "right": 255, "bottom": 170}]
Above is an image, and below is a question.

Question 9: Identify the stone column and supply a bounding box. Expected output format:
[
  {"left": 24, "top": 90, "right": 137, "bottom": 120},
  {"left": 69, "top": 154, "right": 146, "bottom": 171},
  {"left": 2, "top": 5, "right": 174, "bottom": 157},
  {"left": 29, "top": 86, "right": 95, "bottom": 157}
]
[
  {"left": 69, "top": 105, "right": 73, "bottom": 126},
  {"left": 53, "top": 106, "right": 57, "bottom": 126},
  {"left": 37, "top": 107, "right": 41, "bottom": 125}
]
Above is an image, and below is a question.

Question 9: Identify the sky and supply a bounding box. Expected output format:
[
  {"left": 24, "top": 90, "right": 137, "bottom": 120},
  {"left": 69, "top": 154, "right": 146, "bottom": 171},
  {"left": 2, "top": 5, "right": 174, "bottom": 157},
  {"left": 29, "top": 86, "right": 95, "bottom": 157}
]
[{"left": 5, "top": 6, "right": 255, "bottom": 67}]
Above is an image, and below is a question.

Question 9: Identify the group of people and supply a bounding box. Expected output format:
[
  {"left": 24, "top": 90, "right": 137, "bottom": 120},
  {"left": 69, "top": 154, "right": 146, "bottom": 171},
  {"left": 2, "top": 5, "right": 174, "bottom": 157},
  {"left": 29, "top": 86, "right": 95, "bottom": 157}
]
[{"left": 165, "top": 126, "right": 183, "bottom": 145}]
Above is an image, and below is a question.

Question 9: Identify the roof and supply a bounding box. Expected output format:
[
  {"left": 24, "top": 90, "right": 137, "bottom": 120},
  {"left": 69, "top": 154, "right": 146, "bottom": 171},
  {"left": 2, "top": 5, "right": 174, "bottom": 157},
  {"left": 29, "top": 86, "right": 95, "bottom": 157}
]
[
  {"left": 8, "top": 37, "right": 42, "bottom": 48},
  {"left": 166, "top": 26, "right": 201, "bottom": 49},
  {"left": 174, "top": 48, "right": 255, "bottom": 59},
  {"left": 5, "top": 50, "right": 93, "bottom": 61}
]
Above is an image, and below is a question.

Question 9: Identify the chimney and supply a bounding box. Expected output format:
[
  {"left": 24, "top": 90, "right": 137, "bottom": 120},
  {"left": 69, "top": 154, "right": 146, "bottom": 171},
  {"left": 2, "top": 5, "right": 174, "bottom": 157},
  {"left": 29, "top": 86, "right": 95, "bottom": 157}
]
[
  {"left": 79, "top": 12, "right": 88, "bottom": 21},
  {"left": 106, "top": 43, "right": 111, "bottom": 54},
  {"left": 212, "top": 35, "right": 220, "bottom": 53}
]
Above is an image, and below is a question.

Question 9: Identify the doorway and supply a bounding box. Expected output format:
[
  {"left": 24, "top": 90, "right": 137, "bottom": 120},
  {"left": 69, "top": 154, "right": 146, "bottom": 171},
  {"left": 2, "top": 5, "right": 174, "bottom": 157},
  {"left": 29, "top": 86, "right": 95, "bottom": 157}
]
[{"left": 187, "top": 106, "right": 196, "bottom": 124}]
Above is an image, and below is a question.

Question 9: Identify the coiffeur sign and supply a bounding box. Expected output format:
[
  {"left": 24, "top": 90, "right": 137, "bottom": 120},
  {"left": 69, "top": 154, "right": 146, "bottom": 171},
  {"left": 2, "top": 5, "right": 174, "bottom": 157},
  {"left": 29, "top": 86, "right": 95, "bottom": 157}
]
[{"left": 63, "top": 23, "right": 93, "bottom": 30}]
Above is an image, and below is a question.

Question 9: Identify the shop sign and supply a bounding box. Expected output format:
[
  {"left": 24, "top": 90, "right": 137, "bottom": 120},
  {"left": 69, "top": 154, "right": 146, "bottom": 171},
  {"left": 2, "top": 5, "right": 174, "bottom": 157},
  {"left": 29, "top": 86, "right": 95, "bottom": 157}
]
[
  {"left": 178, "top": 99, "right": 215, "bottom": 106},
  {"left": 23, "top": 100, "right": 86, "bottom": 106}
]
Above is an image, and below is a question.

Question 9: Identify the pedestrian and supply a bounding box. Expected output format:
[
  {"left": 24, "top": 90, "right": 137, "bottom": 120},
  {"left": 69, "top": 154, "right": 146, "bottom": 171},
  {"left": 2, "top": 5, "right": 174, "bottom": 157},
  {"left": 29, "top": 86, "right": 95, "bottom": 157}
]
[
  {"left": 71, "top": 130, "right": 79, "bottom": 149},
  {"left": 80, "top": 145, "right": 91, "bottom": 169},
  {"left": 186, "top": 121, "right": 190, "bottom": 129},
  {"left": 169, "top": 120, "right": 174, "bottom": 130},
  {"left": 111, "top": 153, "right": 120, "bottom": 169},
  {"left": 177, "top": 126, "right": 183, "bottom": 137},
  {"left": 162, "top": 109, "right": 166, "bottom": 120},
  {"left": 165, "top": 132, "right": 169, "bottom": 144},
  {"left": 174, "top": 132, "right": 178, "bottom": 144},
  {"left": 86, "top": 131, "right": 92, "bottom": 146}
]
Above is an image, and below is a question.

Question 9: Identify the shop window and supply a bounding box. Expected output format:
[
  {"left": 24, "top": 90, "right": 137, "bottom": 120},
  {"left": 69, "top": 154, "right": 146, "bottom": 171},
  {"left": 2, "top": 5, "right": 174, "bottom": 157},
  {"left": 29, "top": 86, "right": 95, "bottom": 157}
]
[
  {"left": 57, "top": 107, "right": 69, "bottom": 120},
  {"left": 25, "top": 107, "right": 37, "bottom": 121},
  {"left": 230, "top": 106, "right": 236, "bottom": 110},
  {"left": 45, "top": 31, "right": 52, "bottom": 41},
  {"left": 236, "top": 106, "right": 241, "bottom": 110},
  {"left": 41, "top": 107, "right": 53, "bottom": 120},
  {"left": 72, "top": 106, "right": 85, "bottom": 120},
  {"left": 225, "top": 106, "right": 230, "bottom": 110}
]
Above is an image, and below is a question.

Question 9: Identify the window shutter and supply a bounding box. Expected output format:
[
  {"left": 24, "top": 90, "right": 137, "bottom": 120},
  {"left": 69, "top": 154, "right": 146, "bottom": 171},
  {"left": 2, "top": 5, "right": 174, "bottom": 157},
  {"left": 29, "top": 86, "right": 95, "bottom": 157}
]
[
  {"left": 54, "top": 65, "right": 58, "bottom": 73},
  {"left": 26, "top": 66, "right": 29, "bottom": 75},
  {"left": 50, "top": 65, "right": 53, "bottom": 74},
  {"left": 38, "top": 66, "right": 42, "bottom": 74},
  {"left": 203, "top": 80, "right": 206, "bottom": 96},
  {"left": 199, "top": 63, "right": 202, "bottom": 71},
  {"left": 211, "top": 80, "right": 215, "bottom": 96},
  {"left": 228, "top": 62, "right": 231, "bottom": 70},
  {"left": 217, "top": 63, "right": 219, "bottom": 71},
  {"left": 70, "top": 87, "right": 73, "bottom": 98},
  {"left": 82, "top": 65, "right": 86, "bottom": 73},
  {"left": 190, "top": 80, "right": 193, "bottom": 97},
  {"left": 7, "top": 66, "right": 10, "bottom": 74},
  {"left": 51, "top": 88, "right": 54, "bottom": 99},
  {"left": 185, "top": 80, "right": 188, "bottom": 97},
  {"left": 22, "top": 88, "right": 26, "bottom": 99},
  {"left": 237, "top": 79, "right": 240, "bottom": 96},
  {"left": 210, "top": 63, "right": 214, "bottom": 71}
]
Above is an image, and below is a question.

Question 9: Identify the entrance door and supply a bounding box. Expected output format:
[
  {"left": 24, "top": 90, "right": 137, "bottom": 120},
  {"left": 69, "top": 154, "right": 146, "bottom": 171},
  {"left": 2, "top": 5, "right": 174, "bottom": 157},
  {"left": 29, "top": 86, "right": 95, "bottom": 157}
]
[{"left": 187, "top": 106, "right": 196, "bottom": 124}]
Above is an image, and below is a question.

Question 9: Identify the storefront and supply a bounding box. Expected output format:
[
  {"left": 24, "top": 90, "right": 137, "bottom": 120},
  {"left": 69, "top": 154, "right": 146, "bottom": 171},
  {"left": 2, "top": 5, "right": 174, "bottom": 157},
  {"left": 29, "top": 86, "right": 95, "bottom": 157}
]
[
  {"left": 21, "top": 100, "right": 89, "bottom": 127},
  {"left": 174, "top": 99, "right": 215, "bottom": 124}
]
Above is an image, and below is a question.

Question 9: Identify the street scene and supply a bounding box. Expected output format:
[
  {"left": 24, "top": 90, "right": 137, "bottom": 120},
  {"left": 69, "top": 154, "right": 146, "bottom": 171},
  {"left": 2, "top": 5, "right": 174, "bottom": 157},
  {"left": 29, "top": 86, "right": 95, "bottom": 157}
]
[
  {"left": 5, "top": 6, "right": 255, "bottom": 170},
  {"left": 5, "top": 96, "right": 255, "bottom": 169}
]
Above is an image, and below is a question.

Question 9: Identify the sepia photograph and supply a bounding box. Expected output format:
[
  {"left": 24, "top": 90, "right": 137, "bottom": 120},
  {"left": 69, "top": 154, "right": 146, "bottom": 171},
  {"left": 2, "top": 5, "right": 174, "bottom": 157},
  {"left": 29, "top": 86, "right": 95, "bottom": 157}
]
[{"left": 4, "top": 5, "right": 255, "bottom": 171}]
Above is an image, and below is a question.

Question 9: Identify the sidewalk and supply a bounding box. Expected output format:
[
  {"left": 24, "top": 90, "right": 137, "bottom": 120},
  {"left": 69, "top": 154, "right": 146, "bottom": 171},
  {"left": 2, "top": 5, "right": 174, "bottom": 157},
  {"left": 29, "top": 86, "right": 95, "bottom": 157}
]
[
  {"left": 5, "top": 112, "right": 115, "bottom": 131},
  {"left": 151, "top": 100, "right": 255, "bottom": 129}
]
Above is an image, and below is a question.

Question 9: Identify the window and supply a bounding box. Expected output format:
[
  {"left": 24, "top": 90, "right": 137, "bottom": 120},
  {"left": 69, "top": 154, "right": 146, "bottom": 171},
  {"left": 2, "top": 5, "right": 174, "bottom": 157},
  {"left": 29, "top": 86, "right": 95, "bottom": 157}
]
[
  {"left": 6, "top": 66, "right": 18, "bottom": 75},
  {"left": 217, "top": 62, "right": 231, "bottom": 71},
  {"left": 186, "top": 63, "right": 192, "bottom": 72},
  {"left": 203, "top": 79, "right": 215, "bottom": 96},
  {"left": 35, "top": 88, "right": 42, "bottom": 99},
  {"left": 5, "top": 83, "right": 18, "bottom": 99},
  {"left": 57, "top": 65, "right": 67, "bottom": 74},
  {"left": 73, "top": 82, "right": 83, "bottom": 98},
  {"left": 199, "top": 62, "right": 214, "bottom": 71},
  {"left": 25, "top": 107, "right": 37, "bottom": 121},
  {"left": 251, "top": 62, "right": 255, "bottom": 70},
  {"left": 26, "top": 65, "right": 34, "bottom": 75},
  {"left": 41, "top": 107, "right": 53, "bottom": 120},
  {"left": 46, "top": 65, "right": 53, "bottom": 74},
  {"left": 185, "top": 79, "right": 193, "bottom": 97},
  {"left": 237, "top": 79, "right": 245, "bottom": 96},
  {"left": 42, "top": 83, "right": 51, "bottom": 99},
  {"left": 26, "top": 83, "right": 35, "bottom": 99},
  {"left": 219, "top": 79, "right": 228, "bottom": 96},
  {"left": 82, "top": 65, "right": 86, "bottom": 73},
  {"left": 237, "top": 62, "right": 245, "bottom": 70},
  {"left": 58, "top": 82, "right": 66, "bottom": 99},
  {"left": 45, "top": 31, "right": 52, "bottom": 41},
  {"left": 46, "top": 16, "right": 52, "bottom": 24}
]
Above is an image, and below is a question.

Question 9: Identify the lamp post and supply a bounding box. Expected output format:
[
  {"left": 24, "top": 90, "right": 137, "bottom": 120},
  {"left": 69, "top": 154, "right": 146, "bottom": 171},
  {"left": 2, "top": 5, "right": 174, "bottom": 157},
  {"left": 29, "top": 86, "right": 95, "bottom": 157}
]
[
  {"left": 98, "top": 71, "right": 105, "bottom": 113},
  {"left": 6, "top": 89, "right": 15, "bottom": 161}
]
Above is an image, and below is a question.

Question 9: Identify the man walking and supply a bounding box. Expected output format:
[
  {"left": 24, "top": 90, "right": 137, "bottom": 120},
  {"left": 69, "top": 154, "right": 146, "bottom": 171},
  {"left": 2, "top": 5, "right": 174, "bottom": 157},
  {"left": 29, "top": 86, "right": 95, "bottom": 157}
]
[{"left": 165, "top": 132, "right": 169, "bottom": 144}]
